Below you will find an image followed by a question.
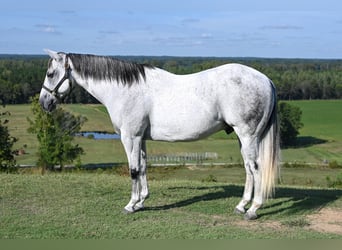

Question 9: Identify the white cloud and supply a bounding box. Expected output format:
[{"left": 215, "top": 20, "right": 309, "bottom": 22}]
[
  {"left": 260, "top": 25, "right": 303, "bottom": 30},
  {"left": 99, "top": 30, "right": 120, "bottom": 35},
  {"left": 35, "top": 24, "right": 61, "bottom": 34},
  {"left": 201, "top": 33, "right": 213, "bottom": 39}
]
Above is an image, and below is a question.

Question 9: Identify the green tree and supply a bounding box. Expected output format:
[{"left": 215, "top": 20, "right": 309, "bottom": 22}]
[
  {"left": 0, "top": 106, "right": 17, "bottom": 172},
  {"left": 278, "top": 102, "right": 303, "bottom": 146},
  {"left": 28, "top": 95, "right": 87, "bottom": 173}
]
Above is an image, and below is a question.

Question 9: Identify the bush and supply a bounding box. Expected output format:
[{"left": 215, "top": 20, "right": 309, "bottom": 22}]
[
  {"left": 0, "top": 107, "right": 17, "bottom": 172},
  {"left": 27, "top": 95, "right": 87, "bottom": 173},
  {"left": 278, "top": 102, "right": 303, "bottom": 147}
]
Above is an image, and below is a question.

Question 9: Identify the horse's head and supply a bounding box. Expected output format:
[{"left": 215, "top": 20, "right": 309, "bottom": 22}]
[{"left": 39, "top": 49, "right": 72, "bottom": 112}]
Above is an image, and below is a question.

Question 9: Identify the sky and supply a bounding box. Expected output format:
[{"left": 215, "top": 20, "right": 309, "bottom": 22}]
[{"left": 1, "top": 0, "right": 342, "bottom": 58}]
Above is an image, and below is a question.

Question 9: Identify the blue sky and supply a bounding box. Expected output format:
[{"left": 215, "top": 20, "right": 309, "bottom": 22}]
[{"left": 1, "top": 0, "right": 342, "bottom": 58}]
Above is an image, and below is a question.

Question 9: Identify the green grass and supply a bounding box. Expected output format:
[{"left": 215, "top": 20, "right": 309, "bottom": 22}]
[
  {"left": 287, "top": 100, "right": 342, "bottom": 141},
  {"left": 281, "top": 100, "right": 342, "bottom": 165},
  {"left": 3, "top": 101, "right": 342, "bottom": 239},
  {"left": 5, "top": 100, "right": 342, "bottom": 166},
  {"left": 1, "top": 172, "right": 341, "bottom": 239}
]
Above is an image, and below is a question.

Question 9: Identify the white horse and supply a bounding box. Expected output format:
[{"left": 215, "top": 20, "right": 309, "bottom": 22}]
[{"left": 39, "top": 49, "right": 280, "bottom": 220}]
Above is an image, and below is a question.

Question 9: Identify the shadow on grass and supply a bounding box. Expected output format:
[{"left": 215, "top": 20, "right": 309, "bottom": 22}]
[
  {"left": 146, "top": 184, "right": 342, "bottom": 218},
  {"left": 146, "top": 185, "right": 243, "bottom": 211},
  {"left": 283, "top": 136, "right": 327, "bottom": 149},
  {"left": 260, "top": 187, "right": 342, "bottom": 218}
]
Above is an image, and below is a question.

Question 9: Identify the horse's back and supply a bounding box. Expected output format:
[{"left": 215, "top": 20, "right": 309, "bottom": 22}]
[{"left": 186, "top": 63, "right": 275, "bottom": 131}]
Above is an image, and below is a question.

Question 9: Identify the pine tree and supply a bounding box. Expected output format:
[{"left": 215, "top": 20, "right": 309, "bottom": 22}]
[{"left": 28, "top": 95, "right": 87, "bottom": 173}]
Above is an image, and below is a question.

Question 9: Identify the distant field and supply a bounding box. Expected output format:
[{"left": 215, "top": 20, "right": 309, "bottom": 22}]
[
  {"left": 5, "top": 100, "right": 342, "bottom": 166},
  {"left": 281, "top": 100, "right": 342, "bottom": 165}
]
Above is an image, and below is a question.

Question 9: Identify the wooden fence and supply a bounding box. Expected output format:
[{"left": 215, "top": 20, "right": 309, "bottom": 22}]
[{"left": 147, "top": 152, "right": 218, "bottom": 163}]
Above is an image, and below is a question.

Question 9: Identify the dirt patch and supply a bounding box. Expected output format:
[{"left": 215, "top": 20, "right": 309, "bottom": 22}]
[
  {"left": 232, "top": 208, "right": 342, "bottom": 235},
  {"left": 307, "top": 207, "right": 342, "bottom": 235}
]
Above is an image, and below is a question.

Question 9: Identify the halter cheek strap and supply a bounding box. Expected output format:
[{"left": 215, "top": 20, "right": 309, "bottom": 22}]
[{"left": 42, "top": 56, "right": 72, "bottom": 101}]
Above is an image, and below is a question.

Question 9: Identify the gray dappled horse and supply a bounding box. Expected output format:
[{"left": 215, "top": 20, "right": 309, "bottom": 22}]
[{"left": 39, "top": 49, "right": 280, "bottom": 220}]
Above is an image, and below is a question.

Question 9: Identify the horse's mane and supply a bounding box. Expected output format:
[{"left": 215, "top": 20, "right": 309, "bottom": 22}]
[{"left": 68, "top": 53, "right": 154, "bottom": 85}]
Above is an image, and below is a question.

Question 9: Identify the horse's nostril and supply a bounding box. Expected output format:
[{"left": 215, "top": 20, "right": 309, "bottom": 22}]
[{"left": 47, "top": 99, "right": 56, "bottom": 111}]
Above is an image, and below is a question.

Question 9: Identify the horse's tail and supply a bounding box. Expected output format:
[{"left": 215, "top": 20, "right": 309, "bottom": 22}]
[{"left": 259, "top": 83, "right": 280, "bottom": 200}]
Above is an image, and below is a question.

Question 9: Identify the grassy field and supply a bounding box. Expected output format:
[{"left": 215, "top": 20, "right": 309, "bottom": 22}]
[
  {"left": 5, "top": 100, "right": 342, "bottom": 166},
  {"left": 1, "top": 172, "right": 341, "bottom": 239},
  {"left": 281, "top": 100, "right": 342, "bottom": 166},
  {"left": 2, "top": 100, "right": 342, "bottom": 239}
]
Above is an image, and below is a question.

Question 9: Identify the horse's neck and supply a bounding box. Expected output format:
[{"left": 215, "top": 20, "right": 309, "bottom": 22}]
[
  {"left": 70, "top": 69, "right": 117, "bottom": 106},
  {"left": 69, "top": 65, "right": 163, "bottom": 106}
]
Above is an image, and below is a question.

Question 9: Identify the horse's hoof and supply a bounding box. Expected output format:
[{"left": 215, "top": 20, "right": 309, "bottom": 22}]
[
  {"left": 234, "top": 207, "right": 245, "bottom": 215},
  {"left": 134, "top": 205, "right": 144, "bottom": 212},
  {"left": 122, "top": 208, "right": 135, "bottom": 214},
  {"left": 244, "top": 212, "right": 258, "bottom": 220}
]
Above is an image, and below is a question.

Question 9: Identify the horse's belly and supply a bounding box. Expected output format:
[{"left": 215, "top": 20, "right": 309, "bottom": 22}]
[{"left": 148, "top": 109, "right": 224, "bottom": 142}]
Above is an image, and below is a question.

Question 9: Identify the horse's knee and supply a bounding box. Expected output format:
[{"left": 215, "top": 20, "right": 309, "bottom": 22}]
[{"left": 130, "top": 168, "right": 140, "bottom": 180}]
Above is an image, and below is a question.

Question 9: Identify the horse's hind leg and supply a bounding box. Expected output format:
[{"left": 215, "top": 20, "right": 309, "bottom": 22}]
[
  {"left": 243, "top": 159, "right": 263, "bottom": 220},
  {"left": 235, "top": 162, "right": 254, "bottom": 215},
  {"left": 234, "top": 134, "right": 262, "bottom": 220}
]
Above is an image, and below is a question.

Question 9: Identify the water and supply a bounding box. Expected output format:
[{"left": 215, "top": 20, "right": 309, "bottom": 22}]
[{"left": 77, "top": 132, "right": 121, "bottom": 140}]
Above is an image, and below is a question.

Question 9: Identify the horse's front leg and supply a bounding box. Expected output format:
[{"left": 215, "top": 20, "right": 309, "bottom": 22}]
[
  {"left": 133, "top": 140, "right": 149, "bottom": 211},
  {"left": 121, "top": 135, "right": 142, "bottom": 213}
]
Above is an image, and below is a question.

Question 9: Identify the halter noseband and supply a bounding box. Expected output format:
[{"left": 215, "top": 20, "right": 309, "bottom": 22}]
[{"left": 42, "top": 56, "right": 72, "bottom": 101}]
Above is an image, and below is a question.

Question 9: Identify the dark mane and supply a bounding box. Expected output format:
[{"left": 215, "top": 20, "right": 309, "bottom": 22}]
[{"left": 68, "top": 53, "right": 154, "bottom": 85}]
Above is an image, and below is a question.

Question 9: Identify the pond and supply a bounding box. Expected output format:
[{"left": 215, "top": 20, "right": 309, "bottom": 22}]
[{"left": 76, "top": 132, "right": 121, "bottom": 140}]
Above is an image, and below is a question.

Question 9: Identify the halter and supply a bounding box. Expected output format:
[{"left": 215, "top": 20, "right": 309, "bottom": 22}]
[{"left": 42, "top": 56, "right": 72, "bottom": 101}]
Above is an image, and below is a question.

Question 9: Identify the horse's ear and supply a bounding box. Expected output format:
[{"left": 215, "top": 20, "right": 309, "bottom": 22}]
[{"left": 44, "top": 49, "right": 62, "bottom": 61}]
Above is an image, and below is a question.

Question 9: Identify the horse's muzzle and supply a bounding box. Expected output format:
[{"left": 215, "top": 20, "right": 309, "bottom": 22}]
[{"left": 39, "top": 92, "right": 57, "bottom": 112}]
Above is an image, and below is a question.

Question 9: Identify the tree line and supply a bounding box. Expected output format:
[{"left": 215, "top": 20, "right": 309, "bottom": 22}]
[{"left": 1, "top": 55, "right": 342, "bottom": 104}]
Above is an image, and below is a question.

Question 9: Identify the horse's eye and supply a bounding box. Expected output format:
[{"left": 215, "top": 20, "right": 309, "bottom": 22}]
[{"left": 47, "top": 72, "right": 54, "bottom": 78}]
